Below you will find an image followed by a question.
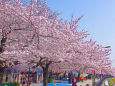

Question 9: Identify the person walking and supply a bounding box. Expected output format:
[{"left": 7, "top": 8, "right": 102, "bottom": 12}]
[{"left": 21, "top": 74, "right": 26, "bottom": 86}]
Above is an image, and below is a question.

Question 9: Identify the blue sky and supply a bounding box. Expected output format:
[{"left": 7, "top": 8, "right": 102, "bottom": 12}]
[{"left": 46, "top": 0, "right": 115, "bottom": 67}]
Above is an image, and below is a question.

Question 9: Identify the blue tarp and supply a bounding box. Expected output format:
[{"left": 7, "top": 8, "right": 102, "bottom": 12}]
[{"left": 40, "top": 84, "right": 71, "bottom": 86}]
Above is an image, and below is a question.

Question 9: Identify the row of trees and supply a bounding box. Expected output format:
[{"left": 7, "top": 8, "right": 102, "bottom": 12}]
[{"left": 0, "top": 0, "right": 113, "bottom": 86}]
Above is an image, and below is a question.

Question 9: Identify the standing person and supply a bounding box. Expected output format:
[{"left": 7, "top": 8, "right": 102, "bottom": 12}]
[
  {"left": 22, "top": 77, "right": 26, "bottom": 86},
  {"left": 21, "top": 75, "right": 26, "bottom": 86},
  {"left": 68, "top": 72, "right": 72, "bottom": 83},
  {"left": 72, "top": 78, "right": 78, "bottom": 86},
  {"left": 64, "top": 71, "right": 66, "bottom": 79},
  {"left": 86, "top": 84, "right": 89, "bottom": 86}
]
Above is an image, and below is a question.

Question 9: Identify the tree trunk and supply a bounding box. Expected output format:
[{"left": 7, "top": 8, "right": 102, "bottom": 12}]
[
  {"left": 0, "top": 71, "right": 3, "bottom": 86},
  {"left": 43, "top": 65, "right": 49, "bottom": 86},
  {"left": 92, "top": 71, "right": 95, "bottom": 86},
  {"left": 27, "top": 66, "right": 31, "bottom": 86}
]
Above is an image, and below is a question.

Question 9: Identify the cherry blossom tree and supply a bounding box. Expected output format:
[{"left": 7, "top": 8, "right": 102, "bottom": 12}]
[
  {"left": 82, "top": 39, "right": 112, "bottom": 75},
  {"left": 0, "top": 0, "right": 89, "bottom": 86},
  {"left": 0, "top": 0, "right": 29, "bottom": 83},
  {"left": 0, "top": 0, "right": 114, "bottom": 86},
  {"left": 57, "top": 39, "right": 112, "bottom": 74},
  {"left": 51, "top": 39, "right": 112, "bottom": 83}
]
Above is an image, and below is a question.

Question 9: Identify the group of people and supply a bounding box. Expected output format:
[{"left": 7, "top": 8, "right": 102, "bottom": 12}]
[{"left": 72, "top": 78, "right": 89, "bottom": 86}]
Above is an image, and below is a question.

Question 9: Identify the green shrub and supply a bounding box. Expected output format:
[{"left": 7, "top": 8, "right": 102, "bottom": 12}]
[
  {"left": 47, "top": 78, "right": 53, "bottom": 83},
  {"left": 1, "top": 82, "right": 20, "bottom": 86},
  {"left": 13, "top": 82, "right": 20, "bottom": 86},
  {"left": 52, "top": 76, "right": 55, "bottom": 79}
]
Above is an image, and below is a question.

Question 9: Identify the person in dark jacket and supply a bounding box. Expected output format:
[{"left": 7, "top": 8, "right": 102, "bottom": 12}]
[{"left": 72, "top": 78, "right": 78, "bottom": 86}]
